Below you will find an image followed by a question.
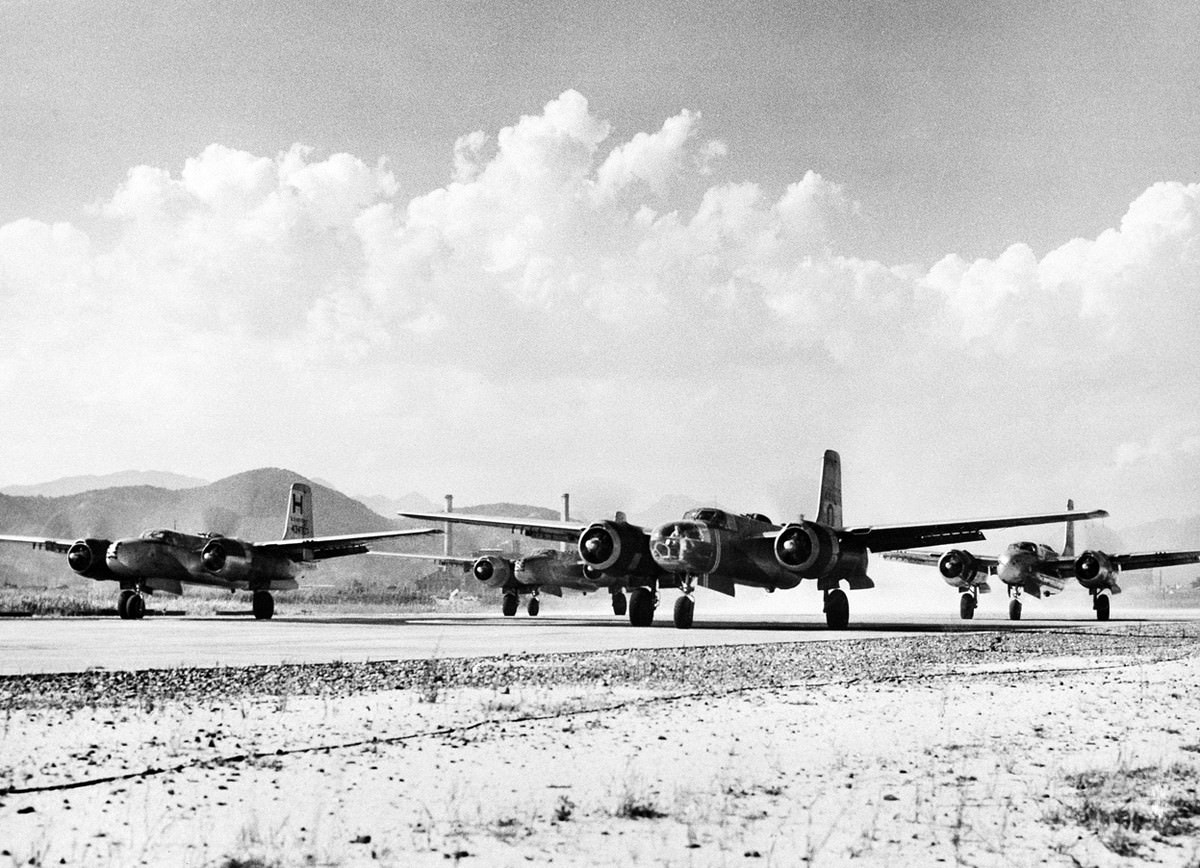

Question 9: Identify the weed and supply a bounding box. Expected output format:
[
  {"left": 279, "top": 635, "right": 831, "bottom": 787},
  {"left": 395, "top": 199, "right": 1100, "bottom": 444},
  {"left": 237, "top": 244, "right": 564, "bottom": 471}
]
[
  {"left": 614, "top": 793, "right": 667, "bottom": 819},
  {"left": 419, "top": 656, "right": 443, "bottom": 703},
  {"left": 554, "top": 795, "right": 576, "bottom": 822},
  {"left": 1054, "top": 761, "right": 1200, "bottom": 855}
]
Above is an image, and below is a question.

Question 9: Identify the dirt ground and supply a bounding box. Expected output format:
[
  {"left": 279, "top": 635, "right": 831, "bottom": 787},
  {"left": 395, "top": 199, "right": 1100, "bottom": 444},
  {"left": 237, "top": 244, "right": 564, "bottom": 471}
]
[{"left": 2, "top": 625, "right": 1199, "bottom": 867}]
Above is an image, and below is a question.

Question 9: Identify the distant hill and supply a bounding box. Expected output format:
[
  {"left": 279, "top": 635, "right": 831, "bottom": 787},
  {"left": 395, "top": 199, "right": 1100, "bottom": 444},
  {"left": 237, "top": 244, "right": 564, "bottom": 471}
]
[{"left": 1, "top": 470, "right": 208, "bottom": 497}]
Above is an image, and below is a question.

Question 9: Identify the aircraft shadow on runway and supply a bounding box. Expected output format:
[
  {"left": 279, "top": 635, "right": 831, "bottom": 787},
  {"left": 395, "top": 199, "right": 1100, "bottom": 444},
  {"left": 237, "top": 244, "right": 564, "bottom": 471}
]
[{"left": 190, "top": 613, "right": 1144, "bottom": 633}]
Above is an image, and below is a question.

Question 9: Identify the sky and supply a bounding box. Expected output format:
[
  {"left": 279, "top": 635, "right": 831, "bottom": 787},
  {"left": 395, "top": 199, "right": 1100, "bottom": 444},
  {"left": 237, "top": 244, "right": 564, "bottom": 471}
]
[{"left": 1, "top": 0, "right": 1198, "bottom": 530}]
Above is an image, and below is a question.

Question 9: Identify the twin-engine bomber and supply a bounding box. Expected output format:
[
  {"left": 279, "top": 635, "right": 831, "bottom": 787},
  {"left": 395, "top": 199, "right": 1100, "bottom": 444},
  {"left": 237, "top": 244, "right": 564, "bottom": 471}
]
[
  {"left": 372, "top": 547, "right": 609, "bottom": 617},
  {"left": 400, "top": 450, "right": 1105, "bottom": 629},
  {"left": 0, "top": 483, "right": 441, "bottom": 620},
  {"left": 885, "top": 500, "right": 1200, "bottom": 621}
]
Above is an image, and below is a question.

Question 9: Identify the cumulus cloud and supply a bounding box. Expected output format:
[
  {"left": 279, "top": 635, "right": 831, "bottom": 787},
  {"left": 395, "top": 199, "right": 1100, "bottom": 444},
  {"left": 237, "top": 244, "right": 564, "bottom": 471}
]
[{"left": 1, "top": 92, "right": 1198, "bottom": 522}]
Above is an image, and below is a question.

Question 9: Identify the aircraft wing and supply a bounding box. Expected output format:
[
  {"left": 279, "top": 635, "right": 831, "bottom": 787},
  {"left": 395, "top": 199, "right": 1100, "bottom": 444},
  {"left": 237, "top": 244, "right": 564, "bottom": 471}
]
[
  {"left": 840, "top": 508, "right": 1108, "bottom": 553},
  {"left": 0, "top": 534, "right": 75, "bottom": 553},
  {"left": 253, "top": 528, "right": 442, "bottom": 560},
  {"left": 398, "top": 511, "right": 587, "bottom": 544},
  {"left": 1046, "top": 549, "right": 1200, "bottom": 575},
  {"left": 882, "top": 549, "right": 999, "bottom": 571},
  {"left": 369, "top": 551, "right": 475, "bottom": 569}
]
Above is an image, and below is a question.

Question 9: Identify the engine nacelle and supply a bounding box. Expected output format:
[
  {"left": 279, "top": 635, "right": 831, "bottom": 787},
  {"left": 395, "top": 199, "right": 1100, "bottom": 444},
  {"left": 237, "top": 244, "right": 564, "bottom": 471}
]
[
  {"left": 66, "top": 538, "right": 116, "bottom": 579},
  {"left": 938, "top": 550, "right": 981, "bottom": 585},
  {"left": 1074, "top": 550, "right": 1118, "bottom": 590},
  {"left": 774, "top": 521, "right": 843, "bottom": 577},
  {"left": 578, "top": 520, "right": 650, "bottom": 575},
  {"left": 200, "top": 538, "right": 254, "bottom": 580},
  {"left": 472, "top": 556, "right": 513, "bottom": 588}
]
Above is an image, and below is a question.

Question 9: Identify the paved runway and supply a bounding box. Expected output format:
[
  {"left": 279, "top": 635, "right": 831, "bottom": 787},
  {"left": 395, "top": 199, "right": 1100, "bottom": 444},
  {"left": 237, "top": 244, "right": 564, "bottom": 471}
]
[{"left": 2, "top": 608, "right": 1196, "bottom": 674}]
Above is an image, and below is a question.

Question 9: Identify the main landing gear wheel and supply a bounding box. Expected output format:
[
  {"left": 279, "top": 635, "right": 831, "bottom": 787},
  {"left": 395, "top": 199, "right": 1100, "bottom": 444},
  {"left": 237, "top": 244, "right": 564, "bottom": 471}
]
[
  {"left": 527, "top": 597, "right": 540, "bottom": 617},
  {"left": 501, "top": 594, "right": 519, "bottom": 617},
  {"left": 673, "top": 595, "right": 695, "bottom": 629},
  {"left": 959, "top": 593, "right": 976, "bottom": 620},
  {"left": 1095, "top": 594, "right": 1110, "bottom": 621},
  {"left": 611, "top": 591, "right": 627, "bottom": 617},
  {"left": 628, "top": 587, "right": 655, "bottom": 627},
  {"left": 252, "top": 590, "right": 275, "bottom": 620},
  {"left": 824, "top": 588, "right": 849, "bottom": 630},
  {"left": 121, "top": 591, "right": 146, "bottom": 620},
  {"left": 1008, "top": 598, "right": 1022, "bottom": 621}
]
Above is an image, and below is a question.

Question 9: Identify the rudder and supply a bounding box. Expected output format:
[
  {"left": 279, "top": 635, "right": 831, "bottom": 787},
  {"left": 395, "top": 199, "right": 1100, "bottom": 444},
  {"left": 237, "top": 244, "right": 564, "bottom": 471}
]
[
  {"left": 817, "top": 450, "right": 843, "bottom": 528},
  {"left": 1062, "top": 498, "right": 1075, "bottom": 558},
  {"left": 284, "top": 483, "right": 314, "bottom": 540}
]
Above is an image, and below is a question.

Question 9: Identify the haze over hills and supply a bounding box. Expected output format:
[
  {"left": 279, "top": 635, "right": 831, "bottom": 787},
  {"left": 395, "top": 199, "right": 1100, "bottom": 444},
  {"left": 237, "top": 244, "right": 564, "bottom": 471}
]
[{"left": 0, "top": 471, "right": 208, "bottom": 498}]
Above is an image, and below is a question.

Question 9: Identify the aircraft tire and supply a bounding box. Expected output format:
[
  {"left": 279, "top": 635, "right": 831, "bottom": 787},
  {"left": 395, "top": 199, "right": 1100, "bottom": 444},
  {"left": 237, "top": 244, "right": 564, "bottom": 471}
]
[
  {"left": 501, "top": 594, "right": 519, "bottom": 617},
  {"left": 125, "top": 593, "right": 146, "bottom": 620},
  {"left": 628, "top": 587, "right": 654, "bottom": 627},
  {"left": 252, "top": 591, "right": 275, "bottom": 620},
  {"left": 527, "top": 597, "right": 540, "bottom": 617},
  {"left": 959, "top": 594, "right": 975, "bottom": 620},
  {"left": 1095, "top": 594, "right": 1110, "bottom": 621},
  {"left": 611, "top": 591, "right": 627, "bottom": 617},
  {"left": 1008, "top": 599, "right": 1022, "bottom": 621},
  {"left": 117, "top": 589, "right": 135, "bottom": 619},
  {"left": 673, "top": 595, "right": 695, "bottom": 629},
  {"left": 825, "top": 589, "right": 849, "bottom": 630}
]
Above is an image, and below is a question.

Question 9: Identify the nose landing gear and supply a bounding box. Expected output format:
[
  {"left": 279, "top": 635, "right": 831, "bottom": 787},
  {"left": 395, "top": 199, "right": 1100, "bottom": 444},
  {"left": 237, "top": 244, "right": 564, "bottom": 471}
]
[{"left": 959, "top": 591, "right": 977, "bottom": 620}]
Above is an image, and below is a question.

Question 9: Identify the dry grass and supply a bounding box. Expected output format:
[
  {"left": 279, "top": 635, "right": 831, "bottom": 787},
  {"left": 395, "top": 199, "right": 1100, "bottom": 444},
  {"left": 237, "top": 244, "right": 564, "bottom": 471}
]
[{"left": 1051, "top": 761, "right": 1200, "bottom": 855}]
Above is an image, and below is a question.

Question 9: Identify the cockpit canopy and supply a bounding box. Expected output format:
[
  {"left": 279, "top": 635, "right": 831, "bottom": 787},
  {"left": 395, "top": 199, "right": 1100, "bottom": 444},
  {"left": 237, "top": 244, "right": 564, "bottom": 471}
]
[
  {"left": 681, "top": 508, "right": 773, "bottom": 530},
  {"left": 139, "top": 529, "right": 190, "bottom": 547}
]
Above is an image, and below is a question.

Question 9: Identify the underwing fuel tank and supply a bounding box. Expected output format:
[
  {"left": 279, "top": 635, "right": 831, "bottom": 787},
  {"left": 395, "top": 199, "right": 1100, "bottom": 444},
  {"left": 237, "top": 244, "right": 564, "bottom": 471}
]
[{"left": 649, "top": 521, "right": 719, "bottom": 574}]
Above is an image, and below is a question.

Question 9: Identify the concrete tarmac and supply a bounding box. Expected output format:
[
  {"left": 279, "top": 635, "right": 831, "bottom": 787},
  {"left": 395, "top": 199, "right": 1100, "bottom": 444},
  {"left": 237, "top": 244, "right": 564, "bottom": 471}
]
[{"left": 2, "top": 608, "right": 1196, "bottom": 675}]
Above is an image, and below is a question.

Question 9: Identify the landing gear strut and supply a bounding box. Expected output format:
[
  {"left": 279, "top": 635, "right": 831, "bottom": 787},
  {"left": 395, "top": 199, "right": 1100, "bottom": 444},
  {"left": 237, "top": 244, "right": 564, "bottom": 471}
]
[
  {"left": 252, "top": 590, "right": 275, "bottom": 620},
  {"left": 959, "top": 591, "right": 976, "bottom": 620},
  {"left": 628, "top": 586, "right": 656, "bottom": 627},
  {"left": 824, "top": 588, "right": 849, "bottom": 630}
]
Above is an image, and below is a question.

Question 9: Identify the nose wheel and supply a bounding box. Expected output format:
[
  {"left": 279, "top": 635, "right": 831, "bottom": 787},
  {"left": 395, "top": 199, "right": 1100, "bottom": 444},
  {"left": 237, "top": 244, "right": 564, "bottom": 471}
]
[{"left": 673, "top": 594, "right": 694, "bottom": 629}]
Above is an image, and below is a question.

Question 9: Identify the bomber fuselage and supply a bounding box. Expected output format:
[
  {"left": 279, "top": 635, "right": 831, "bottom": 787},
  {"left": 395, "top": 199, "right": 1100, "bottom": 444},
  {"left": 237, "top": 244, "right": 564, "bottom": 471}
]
[
  {"left": 997, "top": 541, "right": 1066, "bottom": 597},
  {"left": 93, "top": 529, "right": 298, "bottom": 591},
  {"left": 649, "top": 508, "right": 801, "bottom": 591}
]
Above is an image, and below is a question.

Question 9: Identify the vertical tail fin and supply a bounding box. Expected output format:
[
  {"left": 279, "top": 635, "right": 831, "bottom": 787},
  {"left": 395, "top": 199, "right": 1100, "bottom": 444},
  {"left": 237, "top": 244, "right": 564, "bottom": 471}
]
[
  {"left": 817, "top": 450, "right": 843, "bottom": 528},
  {"left": 1062, "top": 498, "right": 1075, "bottom": 558},
  {"left": 283, "top": 483, "right": 314, "bottom": 540}
]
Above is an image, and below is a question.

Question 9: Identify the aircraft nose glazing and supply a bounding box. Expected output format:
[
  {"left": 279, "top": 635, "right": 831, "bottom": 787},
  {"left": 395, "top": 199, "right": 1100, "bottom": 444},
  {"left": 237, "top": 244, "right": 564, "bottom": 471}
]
[
  {"left": 649, "top": 521, "right": 718, "bottom": 574},
  {"left": 998, "top": 550, "right": 1035, "bottom": 585}
]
